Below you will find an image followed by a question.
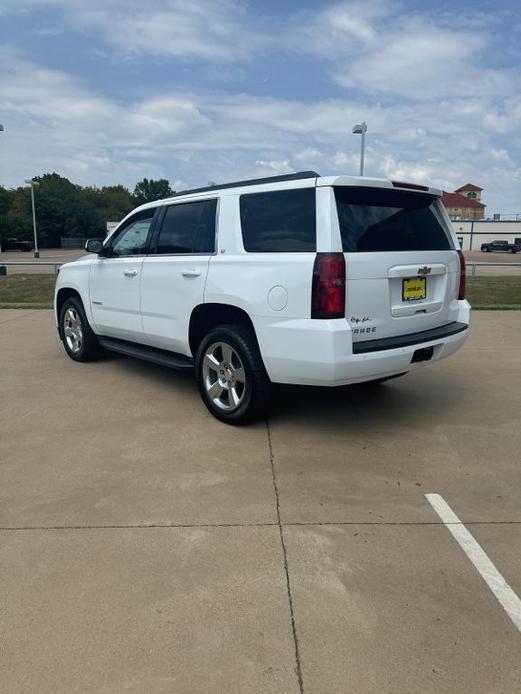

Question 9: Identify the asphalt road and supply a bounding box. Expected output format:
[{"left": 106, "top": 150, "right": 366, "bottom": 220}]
[
  {"left": 1, "top": 310, "right": 520, "bottom": 693},
  {"left": 0, "top": 248, "right": 87, "bottom": 274},
  {"left": 1, "top": 248, "right": 521, "bottom": 274}
]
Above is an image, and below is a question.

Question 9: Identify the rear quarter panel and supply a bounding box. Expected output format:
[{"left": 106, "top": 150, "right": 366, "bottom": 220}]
[{"left": 204, "top": 193, "right": 317, "bottom": 322}]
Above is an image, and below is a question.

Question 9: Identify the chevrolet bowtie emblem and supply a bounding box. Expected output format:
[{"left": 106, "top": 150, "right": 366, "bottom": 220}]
[{"left": 418, "top": 266, "right": 432, "bottom": 276}]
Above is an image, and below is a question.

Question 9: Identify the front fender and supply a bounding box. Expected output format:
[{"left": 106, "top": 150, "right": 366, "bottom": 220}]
[{"left": 54, "top": 263, "right": 92, "bottom": 326}]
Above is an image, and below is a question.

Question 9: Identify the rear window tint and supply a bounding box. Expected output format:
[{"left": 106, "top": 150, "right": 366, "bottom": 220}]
[
  {"left": 240, "top": 188, "right": 316, "bottom": 252},
  {"left": 335, "top": 187, "right": 452, "bottom": 252}
]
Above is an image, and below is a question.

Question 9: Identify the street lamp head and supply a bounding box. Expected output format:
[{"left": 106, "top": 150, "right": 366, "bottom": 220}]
[
  {"left": 352, "top": 122, "right": 367, "bottom": 134},
  {"left": 352, "top": 122, "right": 368, "bottom": 177},
  {"left": 24, "top": 178, "right": 39, "bottom": 186},
  {"left": 0, "top": 124, "right": 4, "bottom": 132}
]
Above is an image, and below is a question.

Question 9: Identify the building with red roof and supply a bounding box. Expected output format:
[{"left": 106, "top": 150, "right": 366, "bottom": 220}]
[{"left": 441, "top": 183, "right": 485, "bottom": 220}]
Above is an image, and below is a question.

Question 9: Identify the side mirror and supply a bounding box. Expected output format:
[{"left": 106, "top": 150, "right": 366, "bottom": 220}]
[{"left": 85, "top": 239, "right": 104, "bottom": 254}]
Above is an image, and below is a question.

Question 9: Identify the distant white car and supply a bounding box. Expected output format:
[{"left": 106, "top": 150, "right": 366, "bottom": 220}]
[{"left": 55, "top": 171, "right": 470, "bottom": 423}]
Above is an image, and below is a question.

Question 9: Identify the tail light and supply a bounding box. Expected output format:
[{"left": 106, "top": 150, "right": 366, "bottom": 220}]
[
  {"left": 457, "top": 250, "right": 466, "bottom": 300},
  {"left": 311, "top": 253, "right": 346, "bottom": 319}
]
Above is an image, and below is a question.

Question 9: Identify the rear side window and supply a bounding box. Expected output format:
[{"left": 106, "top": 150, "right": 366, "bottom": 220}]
[
  {"left": 154, "top": 199, "right": 217, "bottom": 254},
  {"left": 240, "top": 188, "right": 316, "bottom": 252},
  {"left": 334, "top": 187, "right": 453, "bottom": 252}
]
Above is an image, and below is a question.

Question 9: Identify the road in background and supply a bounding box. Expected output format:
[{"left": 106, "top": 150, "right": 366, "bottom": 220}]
[
  {"left": 0, "top": 249, "right": 87, "bottom": 273},
  {"left": 464, "top": 250, "right": 521, "bottom": 275},
  {"left": 1, "top": 248, "right": 520, "bottom": 274}
]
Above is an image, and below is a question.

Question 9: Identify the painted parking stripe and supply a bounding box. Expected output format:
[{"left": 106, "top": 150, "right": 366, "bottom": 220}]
[{"left": 426, "top": 493, "right": 521, "bottom": 632}]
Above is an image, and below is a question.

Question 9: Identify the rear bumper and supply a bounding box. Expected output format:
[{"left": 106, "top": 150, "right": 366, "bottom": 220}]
[
  {"left": 352, "top": 321, "right": 467, "bottom": 354},
  {"left": 255, "top": 301, "right": 471, "bottom": 386}
]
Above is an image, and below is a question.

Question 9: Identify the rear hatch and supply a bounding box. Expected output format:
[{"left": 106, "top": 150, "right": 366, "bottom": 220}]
[{"left": 334, "top": 185, "right": 460, "bottom": 343}]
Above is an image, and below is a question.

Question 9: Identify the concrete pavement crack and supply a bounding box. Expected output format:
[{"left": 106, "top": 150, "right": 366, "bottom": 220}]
[
  {"left": 1, "top": 521, "right": 520, "bottom": 532},
  {"left": 266, "top": 417, "right": 305, "bottom": 694}
]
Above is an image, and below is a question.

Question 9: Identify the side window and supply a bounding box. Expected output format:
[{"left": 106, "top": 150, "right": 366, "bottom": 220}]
[
  {"left": 110, "top": 211, "right": 154, "bottom": 257},
  {"left": 154, "top": 199, "right": 217, "bottom": 254},
  {"left": 240, "top": 188, "right": 316, "bottom": 252}
]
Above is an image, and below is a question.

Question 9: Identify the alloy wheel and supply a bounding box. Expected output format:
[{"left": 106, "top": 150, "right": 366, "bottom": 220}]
[
  {"left": 63, "top": 307, "right": 83, "bottom": 354},
  {"left": 202, "top": 341, "right": 246, "bottom": 411}
]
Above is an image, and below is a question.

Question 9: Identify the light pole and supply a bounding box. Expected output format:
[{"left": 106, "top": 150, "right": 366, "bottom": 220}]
[
  {"left": 352, "top": 122, "right": 367, "bottom": 176},
  {"left": 0, "top": 126, "right": 4, "bottom": 267},
  {"left": 24, "top": 178, "right": 40, "bottom": 258}
]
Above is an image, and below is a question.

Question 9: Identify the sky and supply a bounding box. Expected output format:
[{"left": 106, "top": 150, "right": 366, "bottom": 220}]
[{"left": 0, "top": 0, "right": 520, "bottom": 213}]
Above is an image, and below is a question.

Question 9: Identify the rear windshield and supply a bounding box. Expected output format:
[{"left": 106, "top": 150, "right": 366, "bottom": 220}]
[{"left": 334, "top": 187, "right": 453, "bottom": 252}]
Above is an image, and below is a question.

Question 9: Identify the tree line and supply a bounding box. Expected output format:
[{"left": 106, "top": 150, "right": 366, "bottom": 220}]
[{"left": 0, "top": 173, "right": 175, "bottom": 248}]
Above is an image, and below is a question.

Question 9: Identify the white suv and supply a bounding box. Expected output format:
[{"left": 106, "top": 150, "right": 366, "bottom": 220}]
[{"left": 55, "top": 171, "right": 470, "bottom": 423}]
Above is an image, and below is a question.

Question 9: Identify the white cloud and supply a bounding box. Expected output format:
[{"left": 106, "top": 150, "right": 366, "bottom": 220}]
[
  {"left": 1, "top": 48, "right": 520, "bottom": 213},
  {"left": 2, "top": 0, "right": 263, "bottom": 61},
  {"left": 296, "top": 2, "right": 519, "bottom": 100},
  {"left": 254, "top": 160, "right": 293, "bottom": 175}
]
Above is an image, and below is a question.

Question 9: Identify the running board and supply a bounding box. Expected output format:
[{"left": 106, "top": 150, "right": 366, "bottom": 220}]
[{"left": 98, "top": 337, "right": 194, "bottom": 370}]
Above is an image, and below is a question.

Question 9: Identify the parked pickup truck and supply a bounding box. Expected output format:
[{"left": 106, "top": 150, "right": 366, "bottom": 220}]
[
  {"left": 1, "top": 238, "right": 32, "bottom": 251},
  {"left": 480, "top": 240, "right": 520, "bottom": 253}
]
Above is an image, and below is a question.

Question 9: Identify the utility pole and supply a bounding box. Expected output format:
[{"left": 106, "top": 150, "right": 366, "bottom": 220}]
[{"left": 24, "top": 178, "right": 40, "bottom": 258}]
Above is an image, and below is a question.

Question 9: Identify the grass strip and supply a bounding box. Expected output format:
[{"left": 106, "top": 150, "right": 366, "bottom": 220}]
[{"left": 0, "top": 273, "right": 519, "bottom": 310}]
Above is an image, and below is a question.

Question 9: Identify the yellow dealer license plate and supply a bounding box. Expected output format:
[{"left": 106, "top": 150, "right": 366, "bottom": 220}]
[{"left": 402, "top": 277, "right": 426, "bottom": 301}]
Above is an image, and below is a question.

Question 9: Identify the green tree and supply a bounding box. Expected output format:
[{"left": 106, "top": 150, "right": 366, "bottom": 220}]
[
  {"left": 28, "top": 173, "right": 81, "bottom": 246},
  {"left": 6, "top": 187, "right": 33, "bottom": 242},
  {"left": 84, "top": 185, "right": 134, "bottom": 229},
  {"left": 1, "top": 173, "right": 173, "bottom": 248},
  {"left": 0, "top": 186, "right": 15, "bottom": 243},
  {"left": 133, "top": 178, "right": 174, "bottom": 206}
]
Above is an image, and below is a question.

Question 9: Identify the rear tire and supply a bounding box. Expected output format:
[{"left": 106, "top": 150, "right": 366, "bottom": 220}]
[
  {"left": 60, "top": 296, "right": 103, "bottom": 362},
  {"left": 195, "top": 324, "right": 271, "bottom": 424}
]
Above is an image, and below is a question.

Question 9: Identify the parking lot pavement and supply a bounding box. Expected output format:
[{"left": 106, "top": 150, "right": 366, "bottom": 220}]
[
  {"left": 285, "top": 524, "right": 521, "bottom": 693},
  {"left": 1, "top": 527, "right": 297, "bottom": 693},
  {"left": 1, "top": 309, "right": 521, "bottom": 693}
]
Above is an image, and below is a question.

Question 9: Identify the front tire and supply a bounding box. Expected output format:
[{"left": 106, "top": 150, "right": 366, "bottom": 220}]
[
  {"left": 60, "top": 296, "right": 103, "bottom": 362},
  {"left": 195, "top": 324, "right": 271, "bottom": 424}
]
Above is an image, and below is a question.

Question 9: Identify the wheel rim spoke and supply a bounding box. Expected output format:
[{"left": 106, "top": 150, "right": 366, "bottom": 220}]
[
  {"left": 207, "top": 381, "right": 223, "bottom": 400},
  {"left": 204, "top": 353, "right": 221, "bottom": 372},
  {"left": 230, "top": 386, "right": 241, "bottom": 408},
  {"left": 221, "top": 344, "right": 233, "bottom": 366},
  {"left": 233, "top": 366, "right": 245, "bottom": 383}
]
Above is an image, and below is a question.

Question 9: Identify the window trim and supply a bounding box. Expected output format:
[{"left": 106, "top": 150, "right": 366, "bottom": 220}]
[
  {"left": 148, "top": 197, "right": 219, "bottom": 257},
  {"left": 103, "top": 207, "right": 159, "bottom": 258}
]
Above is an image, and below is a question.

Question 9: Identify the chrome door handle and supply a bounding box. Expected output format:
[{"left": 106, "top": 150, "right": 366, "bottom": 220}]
[
  {"left": 123, "top": 269, "right": 138, "bottom": 277},
  {"left": 182, "top": 269, "right": 201, "bottom": 278}
]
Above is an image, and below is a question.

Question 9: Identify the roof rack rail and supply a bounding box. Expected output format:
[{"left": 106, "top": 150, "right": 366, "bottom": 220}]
[{"left": 174, "top": 170, "right": 320, "bottom": 198}]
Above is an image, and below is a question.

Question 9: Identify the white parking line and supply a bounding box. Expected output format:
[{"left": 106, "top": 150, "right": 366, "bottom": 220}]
[{"left": 426, "top": 493, "right": 521, "bottom": 632}]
